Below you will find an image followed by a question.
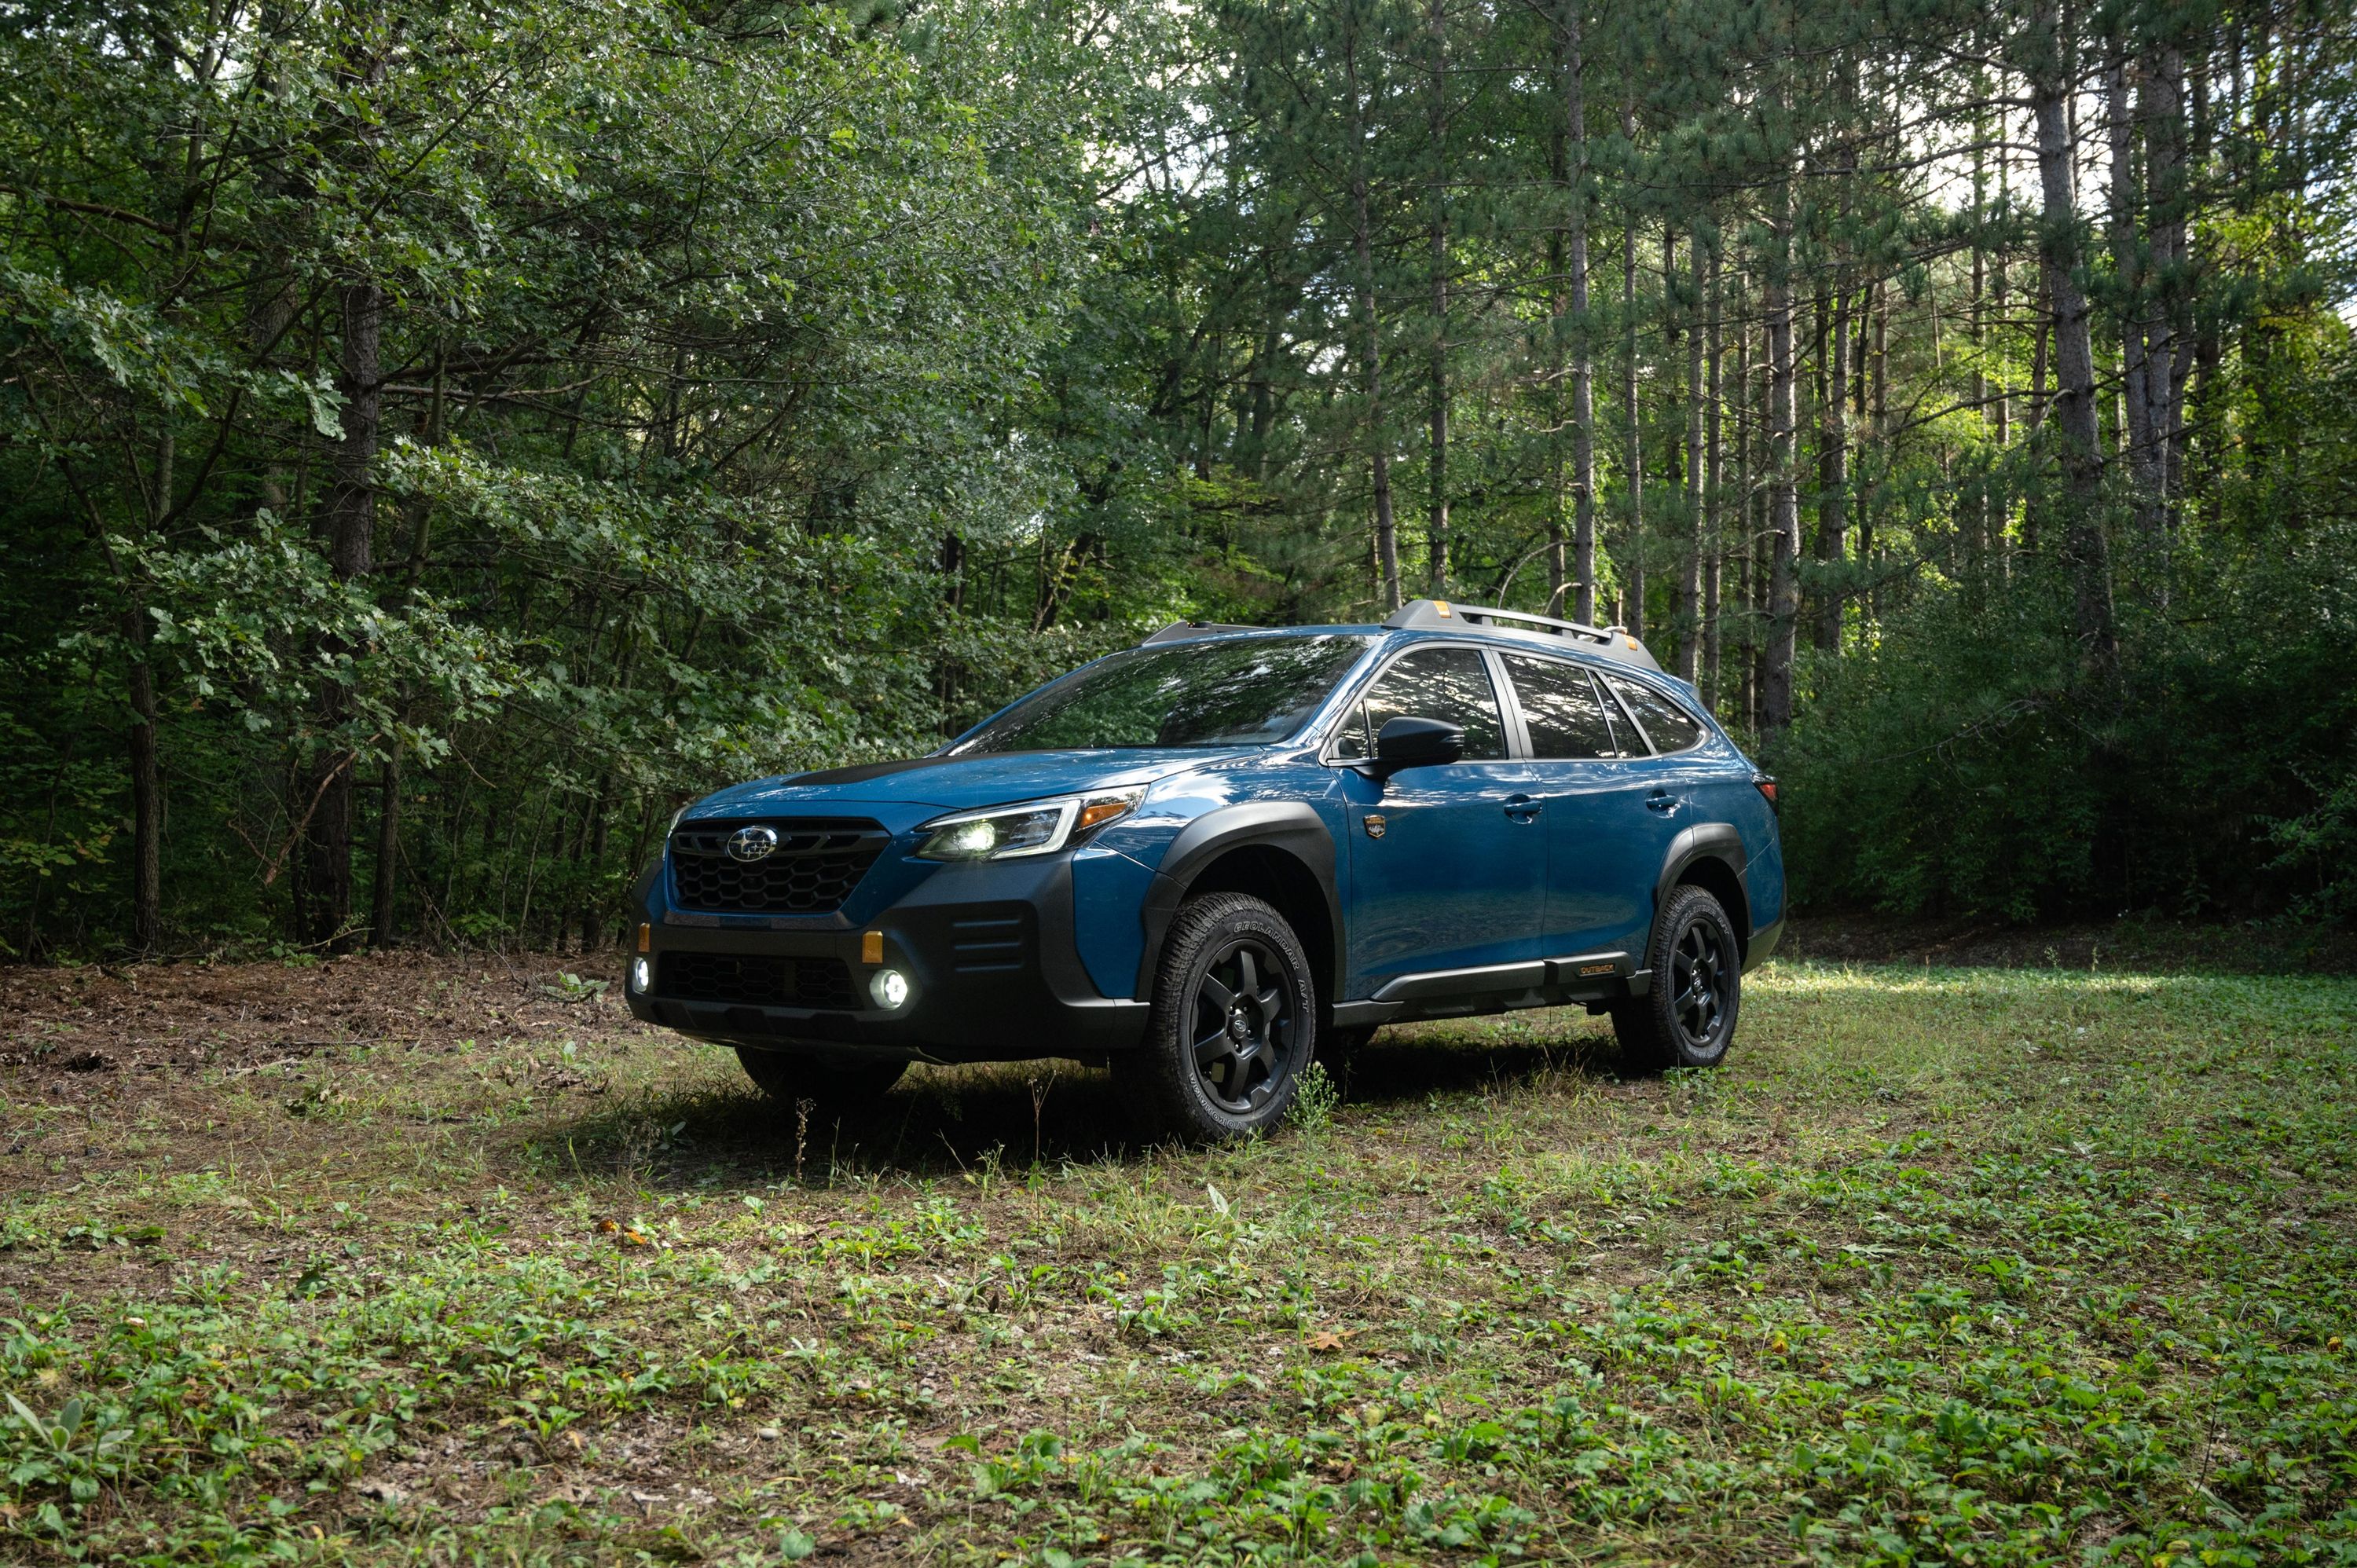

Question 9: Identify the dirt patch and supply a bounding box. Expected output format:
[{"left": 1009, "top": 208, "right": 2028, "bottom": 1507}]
[{"left": 0, "top": 948, "right": 644, "bottom": 1078}]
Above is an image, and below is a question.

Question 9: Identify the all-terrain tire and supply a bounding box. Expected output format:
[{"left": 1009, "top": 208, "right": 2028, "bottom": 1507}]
[
  {"left": 734, "top": 1046, "right": 906, "bottom": 1110},
  {"left": 1609, "top": 884, "right": 1742, "bottom": 1072},
  {"left": 1116, "top": 892, "right": 1316, "bottom": 1144}
]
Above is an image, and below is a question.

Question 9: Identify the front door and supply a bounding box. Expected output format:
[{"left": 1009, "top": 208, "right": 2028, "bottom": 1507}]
[{"left": 1333, "top": 644, "right": 1547, "bottom": 992}]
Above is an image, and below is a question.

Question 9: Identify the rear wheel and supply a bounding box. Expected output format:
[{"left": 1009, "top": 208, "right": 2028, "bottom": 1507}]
[
  {"left": 1610, "top": 884, "right": 1741, "bottom": 1072},
  {"left": 1117, "top": 892, "right": 1315, "bottom": 1143},
  {"left": 734, "top": 1046, "right": 905, "bottom": 1111}
]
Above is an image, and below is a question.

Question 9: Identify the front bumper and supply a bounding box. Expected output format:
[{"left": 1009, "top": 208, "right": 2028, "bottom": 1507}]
[{"left": 625, "top": 855, "right": 1149, "bottom": 1064}]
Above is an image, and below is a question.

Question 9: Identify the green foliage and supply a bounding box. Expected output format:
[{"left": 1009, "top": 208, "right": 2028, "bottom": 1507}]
[
  {"left": 3, "top": 0, "right": 2356, "bottom": 950},
  {"left": 1782, "top": 343, "right": 2357, "bottom": 922}
]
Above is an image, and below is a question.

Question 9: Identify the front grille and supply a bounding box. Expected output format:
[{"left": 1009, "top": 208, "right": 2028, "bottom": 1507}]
[
  {"left": 668, "top": 818, "right": 889, "bottom": 915},
  {"left": 659, "top": 951, "right": 858, "bottom": 1010}
]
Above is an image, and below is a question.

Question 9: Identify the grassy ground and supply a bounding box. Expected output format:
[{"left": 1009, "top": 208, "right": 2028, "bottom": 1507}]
[{"left": 1, "top": 949, "right": 2352, "bottom": 1566}]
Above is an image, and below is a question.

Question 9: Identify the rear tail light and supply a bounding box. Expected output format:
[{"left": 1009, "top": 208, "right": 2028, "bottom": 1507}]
[{"left": 1753, "top": 773, "right": 1779, "bottom": 811}]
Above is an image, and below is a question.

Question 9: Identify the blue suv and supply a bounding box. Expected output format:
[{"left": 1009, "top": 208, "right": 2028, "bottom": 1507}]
[{"left": 624, "top": 599, "right": 1784, "bottom": 1141}]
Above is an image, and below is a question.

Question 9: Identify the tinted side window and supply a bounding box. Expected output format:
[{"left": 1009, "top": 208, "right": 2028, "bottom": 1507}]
[
  {"left": 1504, "top": 655, "right": 1621, "bottom": 759},
  {"left": 1604, "top": 675, "right": 1707, "bottom": 753},
  {"left": 1360, "top": 646, "right": 1506, "bottom": 760}
]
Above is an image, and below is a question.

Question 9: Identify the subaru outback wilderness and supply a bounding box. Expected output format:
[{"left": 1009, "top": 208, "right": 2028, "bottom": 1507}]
[{"left": 625, "top": 599, "right": 1783, "bottom": 1141}]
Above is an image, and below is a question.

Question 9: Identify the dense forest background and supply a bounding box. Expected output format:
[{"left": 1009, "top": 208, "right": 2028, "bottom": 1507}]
[{"left": 2, "top": 0, "right": 2352, "bottom": 959}]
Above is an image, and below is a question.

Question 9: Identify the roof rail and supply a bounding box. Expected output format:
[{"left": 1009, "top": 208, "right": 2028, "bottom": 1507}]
[
  {"left": 1139, "top": 619, "right": 1264, "bottom": 647},
  {"left": 1382, "top": 598, "right": 1661, "bottom": 671}
]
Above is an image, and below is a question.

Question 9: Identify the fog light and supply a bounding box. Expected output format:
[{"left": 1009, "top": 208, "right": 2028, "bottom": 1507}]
[
  {"left": 632, "top": 956, "right": 652, "bottom": 995},
  {"left": 869, "top": 967, "right": 910, "bottom": 1009}
]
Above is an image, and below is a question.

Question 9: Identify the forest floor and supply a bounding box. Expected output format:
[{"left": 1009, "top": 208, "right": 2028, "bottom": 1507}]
[{"left": 1, "top": 931, "right": 2352, "bottom": 1566}]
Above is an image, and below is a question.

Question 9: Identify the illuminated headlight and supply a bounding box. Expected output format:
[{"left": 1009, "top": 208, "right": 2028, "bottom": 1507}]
[
  {"left": 869, "top": 968, "right": 911, "bottom": 1009},
  {"left": 631, "top": 956, "right": 652, "bottom": 995},
  {"left": 915, "top": 788, "right": 1143, "bottom": 862}
]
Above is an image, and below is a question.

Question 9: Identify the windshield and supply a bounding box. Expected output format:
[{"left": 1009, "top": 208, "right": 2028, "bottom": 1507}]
[{"left": 947, "top": 635, "right": 1373, "bottom": 754}]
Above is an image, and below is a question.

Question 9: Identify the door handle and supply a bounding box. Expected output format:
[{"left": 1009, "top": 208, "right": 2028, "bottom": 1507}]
[
  {"left": 1645, "top": 789, "right": 1680, "bottom": 814},
  {"left": 1503, "top": 794, "right": 1542, "bottom": 823}
]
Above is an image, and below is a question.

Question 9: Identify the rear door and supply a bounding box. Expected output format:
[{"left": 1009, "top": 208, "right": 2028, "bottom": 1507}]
[
  {"left": 1333, "top": 644, "right": 1547, "bottom": 991},
  {"left": 1498, "top": 653, "right": 1672, "bottom": 958}
]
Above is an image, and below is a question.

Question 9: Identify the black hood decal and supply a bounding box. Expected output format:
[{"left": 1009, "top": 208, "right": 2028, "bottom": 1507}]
[{"left": 779, "top": 755, "right": 959, "bottom": 788}]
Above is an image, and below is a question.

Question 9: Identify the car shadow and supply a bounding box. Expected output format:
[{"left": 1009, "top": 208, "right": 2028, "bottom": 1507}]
[{"left": 539, "top": 1011, "right": 1635, "bottom": 1189}]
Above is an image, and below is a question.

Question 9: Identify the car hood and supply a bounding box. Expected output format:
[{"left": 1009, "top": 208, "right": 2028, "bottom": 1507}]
[{"left": 682, "top": 749, "right": 1254, "bottom": 828}]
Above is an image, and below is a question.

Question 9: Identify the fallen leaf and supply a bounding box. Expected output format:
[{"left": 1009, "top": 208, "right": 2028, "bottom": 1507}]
[{"left": 1305, "top": 1330, "right": 1347, "bottom": 1353}]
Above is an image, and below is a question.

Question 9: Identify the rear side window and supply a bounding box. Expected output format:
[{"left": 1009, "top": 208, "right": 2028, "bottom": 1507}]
[
  {"left": 1604, "top": 675, "right": 1707, "bottom": 754},
  {"left": 1503, "top": 655, "right": 1623, "bottom": 759},
  {"left": 1356, "top": 645, "right": 1507, "bottom": 760}
]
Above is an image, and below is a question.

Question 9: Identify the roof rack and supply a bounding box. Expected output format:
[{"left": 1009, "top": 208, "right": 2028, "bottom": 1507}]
[
  {"left": 1382, "top": 598, "right": 1662, "bottom": 672},
  {"left": 1139, "top": 619, "right": 1265, "bottom": 646}
]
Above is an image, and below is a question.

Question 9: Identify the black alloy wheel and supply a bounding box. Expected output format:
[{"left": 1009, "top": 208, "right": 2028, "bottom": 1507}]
[
  {"left": 1189, "top": 937, "right": 1296, "bottom": 1116},
  {"left": 1118, "top": 891, "right": 1317, "bottom": 1142},
  {"left": 1610, "top": 883, "right": 1742, "bottom": 1071},
  {"left": 1666, "top": 914, "right": 1733, "bottom": 1050}
]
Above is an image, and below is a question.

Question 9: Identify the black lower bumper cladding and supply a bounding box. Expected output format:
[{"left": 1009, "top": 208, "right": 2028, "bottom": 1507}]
[{"left": 629, "top": 855, "right": 1148, "bottom": 1064}]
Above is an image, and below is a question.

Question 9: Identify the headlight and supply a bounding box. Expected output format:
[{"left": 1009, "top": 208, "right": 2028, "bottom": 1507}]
[{"left": 914, "top": 787, "right": 1144, "bottom": 862}]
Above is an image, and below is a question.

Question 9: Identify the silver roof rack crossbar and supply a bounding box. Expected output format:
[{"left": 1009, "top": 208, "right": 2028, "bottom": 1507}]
[
  {"left": 1382, "top": 598, "right": 1661, "bottom": 670},
  {"left": 1140, "top": 619, "right": 1265, "bottom": 646}
]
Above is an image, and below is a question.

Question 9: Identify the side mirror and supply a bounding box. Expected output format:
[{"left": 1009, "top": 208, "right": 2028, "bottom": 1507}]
[{"left": 1369, "top": 716, "right": 1464, "bottom": 778}]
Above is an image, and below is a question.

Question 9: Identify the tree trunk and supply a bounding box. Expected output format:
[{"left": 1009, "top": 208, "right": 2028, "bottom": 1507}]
[
  {"left": 1681, "top": 232, "right": 1705, "bottom": 680},
  {"left": 1761, "top": 196, "right": 1799, "bottom": 732},
  {"left": 1619, "top": 107, "right": 1644, "bottom": 640},
  {"left": 370, "top": 755, "right": 398, "bottom": 947},
  {"left": 126, "top": 608, "right": 163, "bottom": 953},
  {"left": 1561, "top": 0, "right": 1596, "bottom": 623},
  {"left": 300, "top": 279, "right": 383, "bottom": 947},
  {"left": 1344, "top": 22, "right": 1400, "bottom": 611},
  {"left": 1424, "top": 0, "right": 1449, "bottom": 592},
  {"left": 1703, "top": 254, "right": 1724, "bottom": 709},
  {"left": 2030, "top": 6, "right": 2120, "bottom": 671},
  {"left": 2108, "top": 49, "right": 2165, "bottom": 538},
  {"left": 1816, "top": 285, "right": 1849, "bottom": 651}
]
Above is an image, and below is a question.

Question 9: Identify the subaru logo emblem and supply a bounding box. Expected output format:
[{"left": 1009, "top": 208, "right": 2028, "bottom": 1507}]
[{"left": 727, "top": 826, "right": 779, "bottom": 863}]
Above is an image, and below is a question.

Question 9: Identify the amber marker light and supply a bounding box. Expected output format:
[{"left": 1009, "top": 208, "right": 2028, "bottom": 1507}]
[
  {"left": 861, "top": 930, "right": 884, "bottom": 965},
  {"left": 1077, "top": 797, "right": 1135, "bottom": 833}
]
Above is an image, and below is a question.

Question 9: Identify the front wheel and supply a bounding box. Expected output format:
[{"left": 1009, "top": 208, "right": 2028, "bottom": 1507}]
[
  {"left": 1116, "top": 892, "right": 1316, "bottom": 1143},
  {"left": 1610, "top": 884, "right": 1742, "bottom": 1072}
]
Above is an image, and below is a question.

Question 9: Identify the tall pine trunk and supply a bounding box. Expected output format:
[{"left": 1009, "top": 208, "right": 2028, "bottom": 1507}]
[
  {"left": 1761, "top": 192, "right": 1799, "bottom": 731},
  {"left": 1561, "top": 0, "right": 1596, "bottom": 622},
  {"left": 125, "top": 605, "right": 162, "bottom": 953},
  {"left": 2108, "top": 49, "right": 2165, "bottom": 541},
  {"left": 1680, "top": 230, "right": 1706, "bottom": 680},
  {"left": 1618, "top": 103, "right": 1644, "bottom": 639},
  {"left": 2029, "top": 4, "right": 2120, "bottom": 672},
  {"left": 1343, "top": 20, "right": 1400, "bottom": 610},
  {"left": 1424, "top": 0, "right": 1450, "bottom": 592},
  {"left": 300, "top": 279, "right": 383, "bottom": 947},
  {"left": 1816, "top": 286, "right": 1849, "bottom": 650}
]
